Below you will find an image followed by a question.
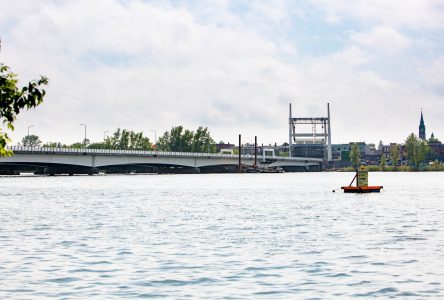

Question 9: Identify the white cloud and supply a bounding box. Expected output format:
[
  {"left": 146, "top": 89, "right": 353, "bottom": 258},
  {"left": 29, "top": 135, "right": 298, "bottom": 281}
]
[
  {"left": 329, "top": 46, "right": 373, "bottom": 66},
  {"left": 1, "top": 0, "right": 443, "bottom": 145},
  {"left": 423, "top": 56, "right": 444, "bottom": 86},
  {"left": 311, "top": 0, "right": 444, "bottom": 30},
  {"left": 350, "top": 26, "right": 411, "bottom": 56},
  {"left": 2, "top": 0, "right": 295, "bottom": 144}
]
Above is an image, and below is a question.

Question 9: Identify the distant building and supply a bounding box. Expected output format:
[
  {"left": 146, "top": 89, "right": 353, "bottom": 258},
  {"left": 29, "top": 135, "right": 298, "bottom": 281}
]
[
  {"left": 215, "top": 143, "right": 235, "bottom": 153},
  {"left": 419, "top": 110, "right": 426, "bottom": 140},
  {"left": 291, "top": 143, "right": 325, "bottom": 159},
  {"left": 330, "top": 142, "right": 366, "bottom": 168},
  {"left": 427, "top": 133, "right": 444, "bottom": 161}
]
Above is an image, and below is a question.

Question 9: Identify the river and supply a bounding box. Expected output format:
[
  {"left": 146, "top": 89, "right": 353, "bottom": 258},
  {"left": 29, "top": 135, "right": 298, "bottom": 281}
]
[{"left": 1, "top": 172, "right": 443, "bottom": 299}]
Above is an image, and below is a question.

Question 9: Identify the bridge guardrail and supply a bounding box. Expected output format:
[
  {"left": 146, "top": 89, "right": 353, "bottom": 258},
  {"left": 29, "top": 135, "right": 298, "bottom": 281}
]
[{"left": 5, "top": 146, "right": 323, "bottom": 163}]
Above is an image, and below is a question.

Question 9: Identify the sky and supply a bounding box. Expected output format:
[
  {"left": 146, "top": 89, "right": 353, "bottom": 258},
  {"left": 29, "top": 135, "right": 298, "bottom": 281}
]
[{"left": 1, "top": 0, "right": 444, "bottom": 146}]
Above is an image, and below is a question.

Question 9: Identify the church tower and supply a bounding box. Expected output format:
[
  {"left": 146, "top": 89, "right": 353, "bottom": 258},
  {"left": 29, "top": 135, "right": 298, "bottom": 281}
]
[{"left": 419, "top": 110, "right": 426, "bottom": 140}]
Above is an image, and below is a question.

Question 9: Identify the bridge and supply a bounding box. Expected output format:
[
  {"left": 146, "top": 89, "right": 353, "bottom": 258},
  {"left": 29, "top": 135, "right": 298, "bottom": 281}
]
[{"left": 0, "top": 146, "right": 324, "bottom": 175}]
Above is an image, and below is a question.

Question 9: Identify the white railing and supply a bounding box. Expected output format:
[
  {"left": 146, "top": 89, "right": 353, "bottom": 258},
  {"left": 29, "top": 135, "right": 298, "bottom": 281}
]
[{"left": 6, "top": 146, "right": 323, "bottom": 162}]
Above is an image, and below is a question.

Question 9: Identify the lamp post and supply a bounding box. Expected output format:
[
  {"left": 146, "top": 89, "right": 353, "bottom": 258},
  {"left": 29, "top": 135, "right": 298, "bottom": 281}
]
[
  {"left": 150, "top": 129, "right": 157, "bottom": 150},
  {"left": 103, "top": 130, "right": 109, "bottom": 142},
  {"left": 27, "top": 125, "right": 34, "bottom": 147},
  {"left": 80, "top": 123, "right": 87, "bottom": 147}
]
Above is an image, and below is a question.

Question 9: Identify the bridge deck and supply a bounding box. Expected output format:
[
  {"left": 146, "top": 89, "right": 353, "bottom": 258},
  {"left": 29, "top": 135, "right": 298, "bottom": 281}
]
[
  {"left": 5, "top": 146, "right": 323, "bottom": 163},
  {"left": 1, "top": 146, "right": 324, "bottom": 174}
]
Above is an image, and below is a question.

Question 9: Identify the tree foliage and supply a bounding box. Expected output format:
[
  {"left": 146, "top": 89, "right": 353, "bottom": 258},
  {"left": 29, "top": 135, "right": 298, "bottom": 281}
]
[
  {"left": 69, "top": 142, "right": 84, "bottom": 149},
  {"left": 42, "top": 141, "right": 67, "bottom": 148},
  {"left": 379, "top": 154, "right": 386, "bottom": 170},
  {"left": 349, "top": 143, "right": 361, "bottom": 169},
  {"left": 21, "top": 134, "right": 42, "bottom": 147},
  {"left": 405, "top": 133, "right": 429, "bottom": 171},
  {"left": 157, "top": 126, "right": 216, "bottom": 152},
  {"left": 87, "top": 142, "right": 107, "bottom": 149},
  {"left": 0, "top": 63, "right": 48, "bottom": 156},
  {"left": 39, "top": 129, "right": 152, "bottom": 150},
  {"left": 104, "top": 128, "right": 151, "bottom": 150},
  {"left": 389, "top": 144, "right": 400, "bottom": 167},
  {"left": 82, "top": 138, "right": 90, "bottom": 148}
]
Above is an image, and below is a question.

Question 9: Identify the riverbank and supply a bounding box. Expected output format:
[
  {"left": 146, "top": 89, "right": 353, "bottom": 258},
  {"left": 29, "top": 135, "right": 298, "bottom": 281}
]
[{"left": 336, "top": 163, "right": 444, "bottom": 172}]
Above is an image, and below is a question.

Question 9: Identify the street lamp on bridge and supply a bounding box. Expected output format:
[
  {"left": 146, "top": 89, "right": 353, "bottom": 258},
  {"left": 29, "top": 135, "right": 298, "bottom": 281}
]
[
  {"left": 80, "top": 123, "right": 87, "bottom": 147},
  {"left": 27, "top": 125, "right": 34, "bottom": 147},
  {"left": 150, "top": 129, "right": 157, "bottom": 150}
]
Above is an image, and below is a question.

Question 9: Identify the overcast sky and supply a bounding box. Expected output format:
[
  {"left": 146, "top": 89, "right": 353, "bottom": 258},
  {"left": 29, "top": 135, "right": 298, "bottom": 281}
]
[{"left": 1, "top": 0, "right": 444, "bottom": 146}]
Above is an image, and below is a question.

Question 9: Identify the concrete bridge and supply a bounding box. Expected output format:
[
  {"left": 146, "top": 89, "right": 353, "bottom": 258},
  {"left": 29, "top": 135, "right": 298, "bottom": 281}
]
[{"left": 0, "top": 146, "right": 324, "bottom": 175}]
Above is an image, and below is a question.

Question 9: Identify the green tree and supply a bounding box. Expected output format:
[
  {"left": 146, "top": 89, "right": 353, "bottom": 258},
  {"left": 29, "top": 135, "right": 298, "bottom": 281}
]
[
  {"left": 21, "top": 134, "right": 42, "bottom": 147},
  {"left": 157, "top": 126, "right": 216, "bottom": 152},
  {"left": 82, "top": 138, "right": 90, "bottom": 148},
  {"left": 379, "top": 154, "right": 387, "bottom": 170},
  {"left": 0, "top": 63, "right": 48, "bottom": 156},
  {"left": 158, "top": 126, "right": 192, "bottom": 152},
  {"left": 87, "top": 142, "right": 106, "bottom": 149},
  {"left": 349, "top": 143, "right": 361, "bottom": 169},
  {"left": 42, "top": 141, "right": 66, "bottom": 148},
  {"left": 405, "top": 133, "right": 429, "bottom": 171},
  {"left": 192, "top": 126, "right": 216, "bottom": 152},
  {"left": 104, "top": 128, "right": 151, "bottom": 150},
  {"left": 69, "top": 142, "right": 83, "bottom": 149},
  {"left": 156, "top": 130, "right": 171, "bottom": 151},
  {"left": 389, "top": 144, "right": 400, "bottom": 168},
  {"left": 129, "top": 131, "right": 151, "bottom": 150}
]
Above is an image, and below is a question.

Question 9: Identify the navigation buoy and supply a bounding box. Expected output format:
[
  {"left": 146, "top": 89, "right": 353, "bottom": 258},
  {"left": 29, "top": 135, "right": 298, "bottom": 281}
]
[{"left": 341, "top": 165, "right": 383, "bottom": 193}]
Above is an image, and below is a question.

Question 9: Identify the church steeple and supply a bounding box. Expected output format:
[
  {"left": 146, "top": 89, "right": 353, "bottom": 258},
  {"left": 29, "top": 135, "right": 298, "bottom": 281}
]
[{"left": 419, "top": 109, "right": 426, "bottom": 140}]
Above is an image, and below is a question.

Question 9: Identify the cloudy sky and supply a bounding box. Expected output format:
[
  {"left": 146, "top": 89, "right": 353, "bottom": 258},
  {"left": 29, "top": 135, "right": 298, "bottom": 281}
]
[{"left": 1, "top": 0, "right": 444, "bottom": 146}]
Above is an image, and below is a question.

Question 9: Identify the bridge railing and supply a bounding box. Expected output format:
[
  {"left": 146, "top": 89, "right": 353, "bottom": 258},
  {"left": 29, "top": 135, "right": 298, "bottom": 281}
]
[{"left": 5, "top": 146, "right": 323, "bottom": 162}]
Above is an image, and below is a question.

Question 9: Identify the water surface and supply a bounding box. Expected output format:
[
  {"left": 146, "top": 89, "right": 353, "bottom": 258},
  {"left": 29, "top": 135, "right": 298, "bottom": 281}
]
[{"left": 1, "top": 172, "right": 443, "bottom": 298}]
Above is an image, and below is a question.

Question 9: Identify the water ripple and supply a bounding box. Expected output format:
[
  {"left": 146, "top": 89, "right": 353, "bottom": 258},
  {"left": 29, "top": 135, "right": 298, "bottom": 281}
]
[{"left": 1, "top": 173, "right": 443, "bottom": 299}]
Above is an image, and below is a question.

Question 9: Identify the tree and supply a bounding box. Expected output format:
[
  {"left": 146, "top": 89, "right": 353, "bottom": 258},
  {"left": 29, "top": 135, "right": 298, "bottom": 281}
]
[
  {"left": 157, "top": 126, "right": 191, "bottom": 151},
  {"left": 349, "top": 143, "right": 361, "bottom": 169},
  {"left": 405, "top": 133, "right": 429, "bottom": 171},
  {"left": 42, "top": 141, "right": 66, "bottom": 148},
  {"left": 379, "top": 154, "right": 387, "bottom": 170},
  {"left": 21, "top": 134, "right": 42, "bottom": 147},
  {"left": 82, "top": 138, "right": 90, "bottom": 148},
  {"left": 0, "top": 63, "right": 48, "bottom": 156},
  {"left": 192, "top": 126, "right": 216, "bottom": 152},
  {"left": 389, "top": 144, "right": 400, "bottom": 167},
  {"left": 104, "top": 128, "right": 151, "bottom": 150},
  {"left": 157, "top": 130, "right": 171, "bottom": 151},
  {"left": 69, "top": 142, "right": 83, "bottom": 149},
  {"left": 87, "top": 142, "right": 106, "bottom": 149},
  {"left": 157, "top": 126, "right": 217, "bottom": 152}
]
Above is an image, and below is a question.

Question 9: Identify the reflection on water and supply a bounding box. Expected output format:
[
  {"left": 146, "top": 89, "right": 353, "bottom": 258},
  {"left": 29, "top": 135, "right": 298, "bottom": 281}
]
[{"left": 1, "top": 172, "right": 443, "bottom": 298}]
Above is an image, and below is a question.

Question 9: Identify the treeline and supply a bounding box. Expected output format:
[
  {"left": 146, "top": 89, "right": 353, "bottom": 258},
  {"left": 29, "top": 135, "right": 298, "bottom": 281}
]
[
  {"left": 349, "top": 133, "right": 436, "bottom": 171},
  {"left": 157, "top": 126, "right": 216, "bottom": 152},
  {"left": 37, "top": 128, "right": 151, "bottom": 150},
  {"left": 21, "top": 126, "right": 217, "bottom": 153},
  {"left": 90, "top": 128, "right": 151, "bottom": 150}
]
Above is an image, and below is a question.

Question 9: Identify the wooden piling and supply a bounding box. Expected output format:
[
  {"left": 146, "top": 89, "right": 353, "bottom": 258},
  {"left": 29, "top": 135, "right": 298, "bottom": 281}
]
[
  {"left": 254, "top": 136, "right": 257, "bottom": 168},
  {"left": 238, "top": 134, "right": 242, "bottom": 173}
]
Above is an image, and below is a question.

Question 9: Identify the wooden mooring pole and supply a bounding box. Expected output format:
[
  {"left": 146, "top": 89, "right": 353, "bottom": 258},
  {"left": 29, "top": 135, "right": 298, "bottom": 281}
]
[
  {"left": 254, "top": 136, "right": 257, "bottom": 168},
  {"left": 238, "top": 134, "right": 242, "bottom": 173}
]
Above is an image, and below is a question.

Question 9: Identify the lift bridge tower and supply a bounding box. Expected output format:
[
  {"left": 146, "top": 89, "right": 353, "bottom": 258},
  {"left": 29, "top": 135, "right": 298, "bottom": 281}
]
[{"left": 288, "top": 103, "right": 332, "bottom": 164}]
